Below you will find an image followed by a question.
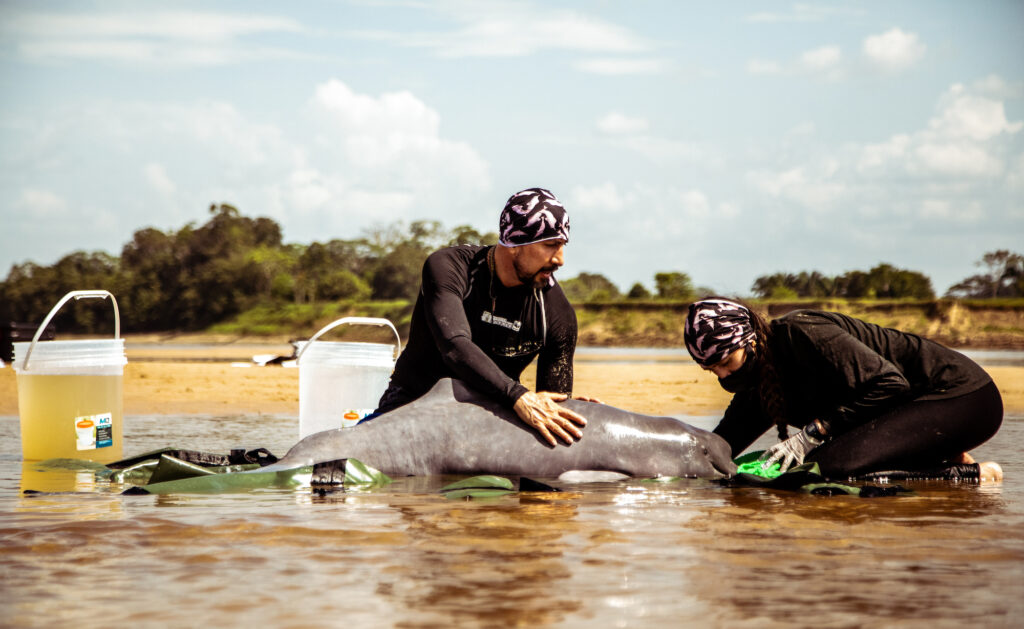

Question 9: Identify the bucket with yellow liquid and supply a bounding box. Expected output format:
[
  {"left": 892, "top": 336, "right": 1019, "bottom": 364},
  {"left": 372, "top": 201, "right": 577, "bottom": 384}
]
[
  {"left": 296, "top": 317, "right": 401, "bottom": 439},
  {"left": 12, "top": 290, "right": 127, "bottom": 463}
]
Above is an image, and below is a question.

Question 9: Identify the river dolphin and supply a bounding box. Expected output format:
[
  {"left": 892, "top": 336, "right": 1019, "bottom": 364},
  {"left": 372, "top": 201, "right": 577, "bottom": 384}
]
[{"left": 261, "top": 378, "right": 737, "bottom": 479}]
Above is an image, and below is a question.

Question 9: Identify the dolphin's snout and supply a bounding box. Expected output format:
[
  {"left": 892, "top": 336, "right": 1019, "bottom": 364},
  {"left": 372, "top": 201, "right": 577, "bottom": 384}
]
[{"left": 706, "top": 434, "right": 737, "bottom": 478}]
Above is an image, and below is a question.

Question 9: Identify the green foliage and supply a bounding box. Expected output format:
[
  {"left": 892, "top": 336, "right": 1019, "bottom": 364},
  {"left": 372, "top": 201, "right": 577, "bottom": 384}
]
[
  {"left": 947, "top": 250, "right": 1024, "bottom": 298},
  {"left": 6, "top": 202, "right": 1015, "bottom": 340},
  {"left": 654, "top": 271, "right": 695, "bottom": 300},
  {"left": 0, "top": 204, "right": 493, "bottom": 334},
  {"left": 751, "top": 263, "right": 935, "bottom": 300},
  {"left": 365, "top": 220, "right": 497, "bottom": 301},
  {"left": 626, "top": 282, "right": 652, "bottom": 300},
  {"left": 561, "top": 272, "right": 621, "bottom": 302},
  {"left": 0, "top": 251, "right": 122, "bottom": 334}
]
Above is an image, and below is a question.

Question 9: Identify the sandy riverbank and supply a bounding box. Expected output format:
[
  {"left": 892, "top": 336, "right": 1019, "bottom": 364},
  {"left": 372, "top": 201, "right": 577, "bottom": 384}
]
[{"left": 1, "top": 358, "right": 1022, "bottom": 417}]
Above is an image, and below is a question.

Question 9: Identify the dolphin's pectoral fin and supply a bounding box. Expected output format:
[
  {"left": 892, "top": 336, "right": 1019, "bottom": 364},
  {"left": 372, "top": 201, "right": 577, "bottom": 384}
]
[{"left": 557, "top": 470, "right": 631, "bottom": 483}]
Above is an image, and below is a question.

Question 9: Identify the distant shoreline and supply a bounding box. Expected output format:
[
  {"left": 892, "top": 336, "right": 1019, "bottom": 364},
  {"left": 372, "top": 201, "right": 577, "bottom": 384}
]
[{"left": 2, "top": 355, "right": 1022, "bottom": 417}]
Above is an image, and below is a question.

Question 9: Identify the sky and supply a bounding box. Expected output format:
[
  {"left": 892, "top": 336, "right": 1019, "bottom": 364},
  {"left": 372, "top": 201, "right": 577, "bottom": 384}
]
[{"left": 1, "top": 0, "right": 1022, "bottom": 296}]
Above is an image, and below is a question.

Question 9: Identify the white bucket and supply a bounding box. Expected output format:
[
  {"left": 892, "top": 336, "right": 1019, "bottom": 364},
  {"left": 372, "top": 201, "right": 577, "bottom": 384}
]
[
  {"left": 12, "top": 290, "right": 127, "bottom": 463},
  {"left": 296, "top": 317, "right": 401, "bottom": 438}
]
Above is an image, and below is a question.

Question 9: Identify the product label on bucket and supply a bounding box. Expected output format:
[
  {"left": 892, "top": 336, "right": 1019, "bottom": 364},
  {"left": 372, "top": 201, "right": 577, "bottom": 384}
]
[
  {"left": 341, "top": 409, "right": 374, "bottom": 427},
  {"left": 75, "top": 413, "right": 113, "bottom": 451}
]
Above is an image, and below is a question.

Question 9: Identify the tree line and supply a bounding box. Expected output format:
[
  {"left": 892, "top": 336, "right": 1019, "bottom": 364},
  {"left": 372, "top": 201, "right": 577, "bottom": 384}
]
[
  {"left": 749, "top": 251, "right": 1023, "bottom": 301},
  {"left": 750, "top": 264, "right": 935, "bottom": 300},
  {"left": 1, "top": 204, "right": 1020, "bottom": 334},
  {"left": 0, "top": 204, "right": 497, "bottom": 333}
]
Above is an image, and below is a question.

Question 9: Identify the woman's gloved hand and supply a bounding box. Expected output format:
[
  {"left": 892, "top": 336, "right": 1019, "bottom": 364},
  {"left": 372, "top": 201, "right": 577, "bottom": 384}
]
[{"left": 759, "top": 426, "right": 823, "bottom": 473}]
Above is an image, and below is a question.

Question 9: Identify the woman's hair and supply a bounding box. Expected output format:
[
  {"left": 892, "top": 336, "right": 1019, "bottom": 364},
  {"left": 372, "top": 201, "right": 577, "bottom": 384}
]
[{"left": 700, "top": 297, "right": 789, "bottom": 440}]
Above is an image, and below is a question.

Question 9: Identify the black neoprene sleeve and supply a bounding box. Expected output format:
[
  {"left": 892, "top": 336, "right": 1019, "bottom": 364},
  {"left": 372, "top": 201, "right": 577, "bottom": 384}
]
[{"left": 420, "top": 252, "right": 529, "bottom": 406}]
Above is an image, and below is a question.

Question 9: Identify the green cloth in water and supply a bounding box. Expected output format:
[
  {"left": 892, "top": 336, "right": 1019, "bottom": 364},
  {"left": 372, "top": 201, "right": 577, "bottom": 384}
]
[{"left": 736, "top": 459, "right": 783, "bottom": 479}]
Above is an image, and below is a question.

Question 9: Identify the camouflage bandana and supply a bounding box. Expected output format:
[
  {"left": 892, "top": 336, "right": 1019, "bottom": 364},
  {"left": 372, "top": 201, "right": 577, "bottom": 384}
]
[
  {"left": 498, "top": 188, "right": 570, "bottom": 247},
  {"left": 684, "top": 299, "right": 756, "bottom": 367}
]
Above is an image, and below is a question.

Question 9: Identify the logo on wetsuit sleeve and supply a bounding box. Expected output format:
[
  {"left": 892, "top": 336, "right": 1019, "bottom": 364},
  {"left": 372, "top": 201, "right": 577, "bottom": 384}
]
[{"left": 481, "top": 311, "right": 522, "bottom": 332}]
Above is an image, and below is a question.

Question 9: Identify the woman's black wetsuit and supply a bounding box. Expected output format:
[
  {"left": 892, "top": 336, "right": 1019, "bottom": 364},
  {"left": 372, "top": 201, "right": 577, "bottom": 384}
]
[
  {"left": 376, "top": 245, "right": 577, "bottom": 413},
  {"left": 713, "top": 310, "right": 1002, "bottom": 477}
]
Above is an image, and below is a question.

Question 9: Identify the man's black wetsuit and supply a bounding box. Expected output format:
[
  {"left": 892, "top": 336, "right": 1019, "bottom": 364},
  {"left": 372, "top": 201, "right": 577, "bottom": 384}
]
[
  {"left": 376, "top": 245, "right": 577, "bottom": 413},
  {"left": 714, "top": 310, "right": 1001, "bottom": 476}
]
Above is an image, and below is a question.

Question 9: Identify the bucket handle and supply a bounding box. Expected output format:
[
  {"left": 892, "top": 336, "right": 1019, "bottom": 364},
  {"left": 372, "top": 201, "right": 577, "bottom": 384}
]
[
  {"left": 296, "top": 317, "right": 403, "bottom": 364},
  {"left": 21, "top": 290, "right": 121, "bottom": 372}
]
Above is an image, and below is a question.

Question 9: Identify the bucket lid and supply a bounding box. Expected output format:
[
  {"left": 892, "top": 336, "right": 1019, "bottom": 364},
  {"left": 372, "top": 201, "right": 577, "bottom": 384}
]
[
  {"left": 12, "top": 338, "right": 127, "bottom": 373},
  {"left": 296, "top": 317, "right": 402, "bottom": 365},
  {"left": 294, "top": 340, "right": 395, "bottom": 367},
  {"left": 15, "top": 290, "right": 123, "bottom": 372}
]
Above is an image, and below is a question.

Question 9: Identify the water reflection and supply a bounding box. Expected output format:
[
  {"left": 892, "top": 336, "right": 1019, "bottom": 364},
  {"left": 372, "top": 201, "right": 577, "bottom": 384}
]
[
  {"left": 382, "top": 496, "right": 582, "bottom": 626},
  {"left": 674, "top": 476, "right": 1024, "bottom": 626},
  {"left": 1, "top": 415, "right": 1023, "bottom": 627},
  {"left": 712, "top": 483, "right": 1010, "bottom": 524}
]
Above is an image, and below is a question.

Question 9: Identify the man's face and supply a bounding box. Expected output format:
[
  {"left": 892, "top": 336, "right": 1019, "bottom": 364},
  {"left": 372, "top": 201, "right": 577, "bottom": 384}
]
[{"left": 511, "top": 239, "right": 567, "bottom": 288}]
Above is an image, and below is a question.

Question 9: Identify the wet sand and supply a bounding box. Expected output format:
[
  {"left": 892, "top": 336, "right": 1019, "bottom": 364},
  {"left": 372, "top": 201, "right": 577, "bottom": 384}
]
[{"left": 1, "top": 356, "right": 1022, "bottom": 417}]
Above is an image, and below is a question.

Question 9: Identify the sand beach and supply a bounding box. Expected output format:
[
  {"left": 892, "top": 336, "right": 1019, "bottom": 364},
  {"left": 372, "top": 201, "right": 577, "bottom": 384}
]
[{"left": 1, "top": 337, "right": 1022, "bottom": 417}]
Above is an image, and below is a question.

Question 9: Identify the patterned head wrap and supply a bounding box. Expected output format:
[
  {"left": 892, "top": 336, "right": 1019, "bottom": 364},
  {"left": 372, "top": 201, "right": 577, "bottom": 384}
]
[
  {"left": 684, "top": 299, "right": 756, "bottom": 367},
  {"left": 498, "top": 188, "right": 570, "bottom": 247}
]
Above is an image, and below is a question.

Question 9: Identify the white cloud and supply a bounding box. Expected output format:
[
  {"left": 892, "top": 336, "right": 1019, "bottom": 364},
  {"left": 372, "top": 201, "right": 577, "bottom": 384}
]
[
  {"left": 307, "top": 79, "right": 490, "bottom": 200},
  {"left": 919, "top": 199, "right": 984, "bottom": 223},
  {"left": 928, "top": 84, "right": 1023, "bottom": 141},
  {"left": 972, "top": 75, "right": 1024, "bottom": 100},
  {"left": 6, "top": 10, "right": 309, "bottom": 66},
  {"left": 1, "top": 79, "right": 492, "bottom": 255},
  {"left": 914, "top": 143, "right": 1003, "bottom": 177},
  {"left": 284, "top": 168, "right": 332, "bottom": 212},
  {"left": 312, "top": 79, "right": 442, "bottom": 163},
  {"left": 858, "top": 82, "right": 1021, "bottom": 179},
  {"left": 574, "top": 57, "right": 666, "bottom": 75},
  {"left": 749, "top": 47, "right": 841, "bottom": 78},
  {"left": 143, "top": 163, "right": 176, "bottom": 196},
  {"left": 746, "top": 5, "right": 861, "bottom": 23},
  {"left": 610, "top": 137, "right": 706, "bottom": 164},
  {"left": 1007, "top": 154, "right": 1024, "bottom": 190},
  {"left": 747, "top": 58, "right": 783, "bottom": 75},
  {"left": 676, "top": 189, "right": 712, "bottom": 218},
  {"left": 747, "top": 161, "right": 845, "bottom": 209},
  {"left": 15, "top": 188, "right": 68, "bottom": 217},
  {"left": 788, "top": 122, "right": 817, "bottom": 136},
  {"left": 568, "top": 182, "right": 736, "bottom": 234},
  {"left": 858, "top": 134, "right": 911, "bottom": 171},
  {"left": 356, "top": 3, "right": 649, "bottom": 58},
  {"left": 800, "top": 45, "right": 842, "bottom": 72},
  {"left": 569, "top": 182, "right": 630, "bottom": 214},
  {"left": 863, "top": 28, "right": 926, "bottom": 71},
  {"left": 6, "top": 12, "right": 303, "bottom": 41},
  {"left": 596, "top": 112, "right": 649, "bottom": 135}
]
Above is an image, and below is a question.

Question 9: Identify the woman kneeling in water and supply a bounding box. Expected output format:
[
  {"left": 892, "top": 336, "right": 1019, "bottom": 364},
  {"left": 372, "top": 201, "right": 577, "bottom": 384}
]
[{"left": 683, "top": 298, "right": 1003, "bottom": 482}]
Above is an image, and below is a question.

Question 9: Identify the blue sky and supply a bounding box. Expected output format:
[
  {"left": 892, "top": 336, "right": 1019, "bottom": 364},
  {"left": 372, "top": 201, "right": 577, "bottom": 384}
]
[{"left": 1, "top": 1, "right": 1022, "bottom": 296}]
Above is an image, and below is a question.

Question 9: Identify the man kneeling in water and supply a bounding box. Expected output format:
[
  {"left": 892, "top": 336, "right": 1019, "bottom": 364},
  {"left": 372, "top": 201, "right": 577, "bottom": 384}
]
[{"left": 375, "top": 188, "right": 594, "bottom": 447}]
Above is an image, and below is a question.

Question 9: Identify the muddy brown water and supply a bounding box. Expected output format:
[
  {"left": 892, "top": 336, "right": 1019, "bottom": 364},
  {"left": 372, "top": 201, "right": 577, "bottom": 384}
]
[{"left": 2, "top": 410, "right": 1022, "bottom": 628}]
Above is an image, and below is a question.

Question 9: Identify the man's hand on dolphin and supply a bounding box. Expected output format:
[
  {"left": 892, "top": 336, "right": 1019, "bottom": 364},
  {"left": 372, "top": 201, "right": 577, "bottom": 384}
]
[{"left": 513, "top": 391, "right": 588, "bottom": 447}]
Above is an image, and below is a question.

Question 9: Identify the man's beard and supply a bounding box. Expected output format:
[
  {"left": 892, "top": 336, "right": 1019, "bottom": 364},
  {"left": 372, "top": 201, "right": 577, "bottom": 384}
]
[{"left": 513, "top": 257, "right": 558, "bottom": 289}]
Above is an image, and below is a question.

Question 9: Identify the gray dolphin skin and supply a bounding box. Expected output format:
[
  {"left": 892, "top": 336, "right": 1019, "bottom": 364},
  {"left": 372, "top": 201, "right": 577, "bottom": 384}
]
[{"left": 263, "top": 378, "right": 737, "bottom": 479}]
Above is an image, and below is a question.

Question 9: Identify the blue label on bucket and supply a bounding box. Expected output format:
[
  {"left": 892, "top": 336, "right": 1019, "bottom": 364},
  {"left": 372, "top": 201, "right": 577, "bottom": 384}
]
[
  {"left": 95, "top": 413, "right": 113, "bottom": 448},
  {"left": 75, "top": 412, "right": 113, "bottom": 450}
]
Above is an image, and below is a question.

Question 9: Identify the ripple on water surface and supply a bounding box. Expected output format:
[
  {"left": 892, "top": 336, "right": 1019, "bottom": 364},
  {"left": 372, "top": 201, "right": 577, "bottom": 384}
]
[{"left": 0, "top": 414, "right": 1022, "bottom": 628}]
